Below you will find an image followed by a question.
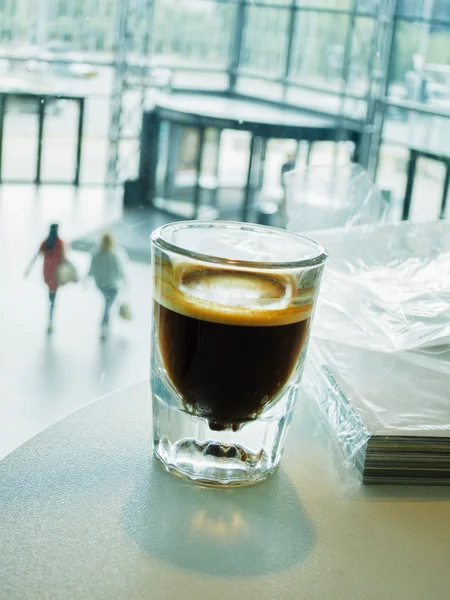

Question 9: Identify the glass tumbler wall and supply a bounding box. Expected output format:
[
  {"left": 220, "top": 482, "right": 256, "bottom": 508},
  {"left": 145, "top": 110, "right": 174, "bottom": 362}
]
[{"left": 151, "top": 221, "right": 327, "bottom": 486}]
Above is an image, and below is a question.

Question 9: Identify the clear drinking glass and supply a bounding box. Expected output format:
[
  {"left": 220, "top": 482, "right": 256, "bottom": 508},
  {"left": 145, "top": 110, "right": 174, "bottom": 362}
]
[{"left": 151, "top": 221, "right": 327, "bottom": 486}]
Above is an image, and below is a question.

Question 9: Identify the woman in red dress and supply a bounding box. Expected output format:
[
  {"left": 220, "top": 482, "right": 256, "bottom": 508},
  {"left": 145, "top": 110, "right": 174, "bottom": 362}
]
[{"left": 25, "top": 224, "right": 65, "bottom": 333}]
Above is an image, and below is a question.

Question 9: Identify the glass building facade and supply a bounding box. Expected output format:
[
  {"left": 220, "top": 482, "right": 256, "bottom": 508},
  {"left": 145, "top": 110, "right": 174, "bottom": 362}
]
[{"left": 0, "top": 0, "right": 449, "bottom": 218}]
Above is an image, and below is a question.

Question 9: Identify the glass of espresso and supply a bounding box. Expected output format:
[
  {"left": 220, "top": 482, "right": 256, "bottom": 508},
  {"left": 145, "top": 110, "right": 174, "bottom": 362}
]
[{"left": 151, "top": 221, "right": 327, "bottom": 486}]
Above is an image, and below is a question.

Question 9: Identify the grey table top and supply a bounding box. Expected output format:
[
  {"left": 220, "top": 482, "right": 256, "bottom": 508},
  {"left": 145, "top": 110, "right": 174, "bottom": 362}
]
[{"left": 1, "top": 381, "right": 450, "bottom": 600}]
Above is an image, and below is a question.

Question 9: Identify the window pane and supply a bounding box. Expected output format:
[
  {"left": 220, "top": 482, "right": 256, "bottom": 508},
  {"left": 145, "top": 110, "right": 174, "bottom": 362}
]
[
  {"left": 433, "top": 0, "right": 450, "bottom": 22},
  {"left": 388, "top": 21, "right": 426, "bottom": 100},
  {"left": 241, "top": 6, "right": 290, "bottom": 76},
  {"left": 152, "top": 0, "right": 234, "bottom": 67},
  {"left": 47, "top": 0, "right": 117, "bottom": 52},
  {"left": 395, "top": 0, "right": 450, "bottom": 21},
  {"left": 296, "top": 0, "right": 352, "bottom": 8},
  {"left": 347, "top": 17, "right": 376, "bottom": 95},
  {"left": 290, "top": 12, "right": 349, "bottom": 89},
  {"left": 256, "top": 0, "right": 291, "bottom": 5},
  {"left": 395, "top": 1, "right": 450, "bottom": 23},
  {"left": 396, "top": 0, "right": 429, "bottom": 19},
  {"left": 298, "top": 0, "right": 379, "bottom": 11},
  {"left": 218, "top": 130, "right": 252, "bottom": 189},
  {"left": 42, "top": 99, "right": 78, "bottom": 182},
  {"left": 409, "top": 156, "right": 447, "bottom": 222},
  {"left": 425, "top": 24, "right": 450, "bottom": 111},
  {"left": 80, "top": 97, "right": 110, "bottom": 184},
  {"left": 2, "top": 97, "right": 39, "bottom": 181},
  {"left": 118, "top": 139, "right": 139, "bottom": 182},
  {"left": 261, "top": 138, "right": 297, "bottom": 198},
  {"left": 376, "top": 142, "right": 409, "bottom": 218},
  {"left": 389, "top": 21, "right": 450, "bottom": 109},
  {"left": 356, "top": 0, "right": 382, "bottom": 14}
]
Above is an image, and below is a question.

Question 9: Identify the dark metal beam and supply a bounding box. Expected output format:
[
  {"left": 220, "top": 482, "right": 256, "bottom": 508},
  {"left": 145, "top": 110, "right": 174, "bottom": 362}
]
[
  {"left": 440, "top": 163, "right": 450, "bottom": 219},
  {"left": 192, "top": 127, "right": 206, "bottom": 219},
  {"left": 242, "top": 133, "right": 257, "bottom": 221},
  {"left": 74, "top": 98, "right": 85, "bottom": 186},
  {"left": 0, "top": 95, "right": 6, "bottom": 183},
  {"left": 228, "top": 0, "right": 247, "bottom": 92},
  {"left": 35, "top": 97, "right": 45, "bottom": 185},
  {"left": 282, "top": 0, "right": 297, "bottom": 100},
  {"left": 402, "top": 149, "right": 417, "bottom": 220}
]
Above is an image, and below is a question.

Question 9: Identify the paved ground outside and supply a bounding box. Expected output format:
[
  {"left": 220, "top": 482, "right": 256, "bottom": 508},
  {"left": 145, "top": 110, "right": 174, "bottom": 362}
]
[{"left": 0, "top": 184, "right": 154, "bottom": 458}]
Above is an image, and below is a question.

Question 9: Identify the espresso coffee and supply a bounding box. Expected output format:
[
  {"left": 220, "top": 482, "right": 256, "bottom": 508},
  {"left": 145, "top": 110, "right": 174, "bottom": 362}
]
[{"left": 154, "top": 265, "right": 314, "bottom": 431}]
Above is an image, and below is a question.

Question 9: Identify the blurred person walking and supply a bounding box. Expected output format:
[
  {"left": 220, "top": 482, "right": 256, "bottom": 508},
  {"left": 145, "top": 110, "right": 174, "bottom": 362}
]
[
  {"left": 25, "top": 223, "right": 66, "bottom": 334},
  {"left": 88, "top": 232, "right": 126, "bottom": 339}
]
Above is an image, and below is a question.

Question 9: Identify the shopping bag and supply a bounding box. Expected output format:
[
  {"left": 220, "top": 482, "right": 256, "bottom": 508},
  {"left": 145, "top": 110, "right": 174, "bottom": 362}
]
[
  {"left": 119, "top": 302, "right": 132, "bottom": 320},
  {"left": 56, "top": 260, "right": 79, "bottom": 286}
]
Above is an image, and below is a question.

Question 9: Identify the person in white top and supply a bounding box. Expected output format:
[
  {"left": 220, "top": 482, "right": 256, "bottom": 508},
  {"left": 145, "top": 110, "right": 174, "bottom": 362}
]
[{"left": 88, "top": 232, "right": 126, "bottom": 337}]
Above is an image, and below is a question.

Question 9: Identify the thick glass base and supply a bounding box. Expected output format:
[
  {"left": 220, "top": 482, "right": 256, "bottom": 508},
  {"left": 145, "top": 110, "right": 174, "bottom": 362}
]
[{"left": 152, "top": 385, "right": 297, "bottom": 487}]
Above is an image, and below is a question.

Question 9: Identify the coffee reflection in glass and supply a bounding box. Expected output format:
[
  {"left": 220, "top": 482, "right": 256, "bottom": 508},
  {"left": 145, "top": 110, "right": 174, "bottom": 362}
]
[{"left": 151, "top": 222, "right": 327, "bottom": 486}]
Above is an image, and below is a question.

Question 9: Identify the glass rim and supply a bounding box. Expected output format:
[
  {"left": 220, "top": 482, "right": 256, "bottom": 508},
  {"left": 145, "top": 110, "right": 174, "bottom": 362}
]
[{"left": 151, "top": 221, "right": 328, "bottom": 269}]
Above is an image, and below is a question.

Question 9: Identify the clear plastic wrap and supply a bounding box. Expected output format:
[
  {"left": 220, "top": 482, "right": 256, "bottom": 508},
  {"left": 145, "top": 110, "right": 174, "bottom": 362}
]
[
  {"left": 284, "top": 163, "right": 390, "bottom": 232},
  {"left": 302, "top": 342, "right": 370, "bottom": 468},
  {"left": 303, "top": 339, "right": 450, "bottom": 485},
  {"left": 313, "top": 220, "right": 450, "bottom": 357},
  {"left": 301, "top": 220, "right": 450, "bottom": 485}
]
